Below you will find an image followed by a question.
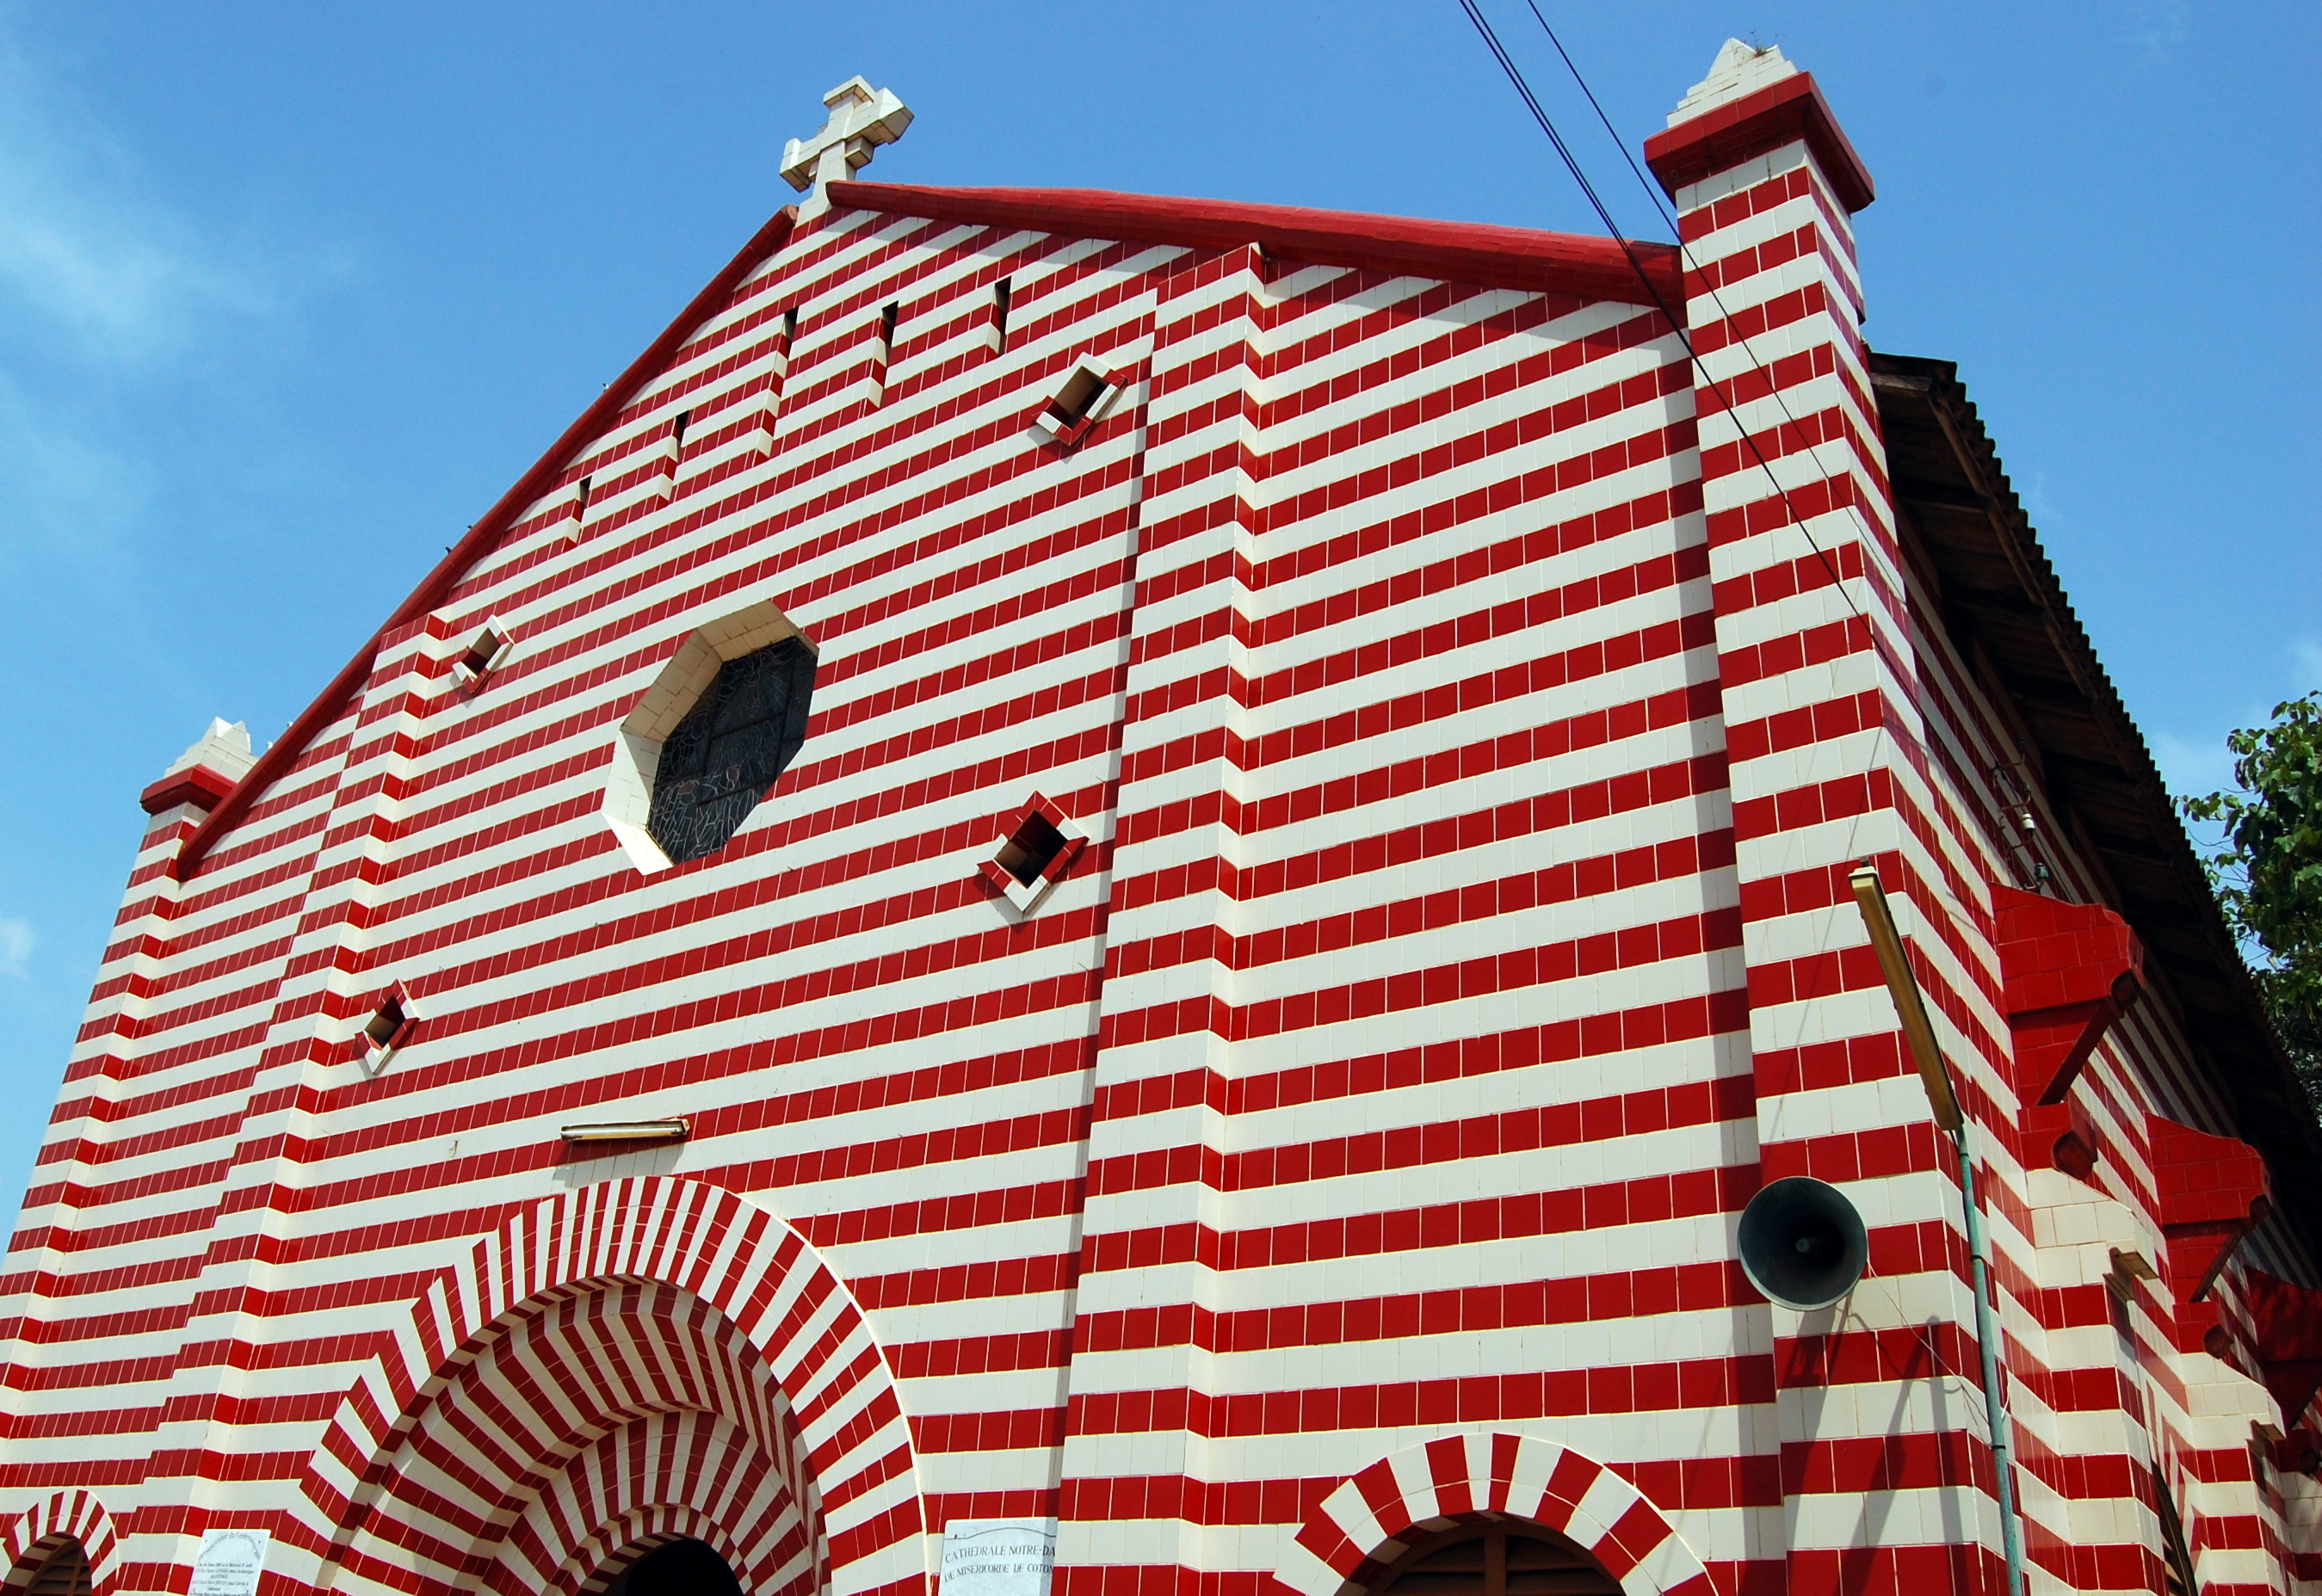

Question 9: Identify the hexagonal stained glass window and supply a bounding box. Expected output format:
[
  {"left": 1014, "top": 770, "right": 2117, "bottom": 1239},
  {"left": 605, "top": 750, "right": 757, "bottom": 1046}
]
[{"left": 645, "top": 635, "right": 816, "bottom": 866}]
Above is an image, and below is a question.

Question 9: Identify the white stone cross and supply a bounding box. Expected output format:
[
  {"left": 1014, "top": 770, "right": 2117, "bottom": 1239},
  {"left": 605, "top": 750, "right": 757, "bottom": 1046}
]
[{"left": 781, "top": 77, "right": 913, "bottom": 217}]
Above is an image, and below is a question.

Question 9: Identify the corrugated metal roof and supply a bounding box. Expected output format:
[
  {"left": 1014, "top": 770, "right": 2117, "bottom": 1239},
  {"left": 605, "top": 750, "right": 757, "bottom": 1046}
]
[{"left": 1869, "top": 349, "right": 2320, "bottom": 1255}]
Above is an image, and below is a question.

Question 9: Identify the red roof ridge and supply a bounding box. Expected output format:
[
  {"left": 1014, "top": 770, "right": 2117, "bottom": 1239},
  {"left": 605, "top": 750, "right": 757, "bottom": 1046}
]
[{"left": 827, "top": 182, "right": 1680, "bottom": 308}]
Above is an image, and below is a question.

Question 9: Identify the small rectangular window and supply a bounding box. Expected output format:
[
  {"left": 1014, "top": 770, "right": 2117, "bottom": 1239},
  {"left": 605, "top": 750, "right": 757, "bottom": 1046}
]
[
  {"left": 1031, "top": 355, "right": 1123, "bottom": 448},
  {"left": 996, "top": 809, "right": 1067, "bottom": 886},
  {"left": 980, "top": 792, "right": 1087, "bottom": 914},
  {"left": 364, "top": 995, "right": 406, "bottom": 1050},
  {"left": 454, "top": 618, "right": 513, "bottom": 687},
  {"left": 359, "top": 990, "right": 411, "bottom": 1067},
  {"left": 457, "top": 629, "right": 498, "bottom": 678},
  {"left": 1051, "top": 367, "right": 1107, "bottom": 425}
]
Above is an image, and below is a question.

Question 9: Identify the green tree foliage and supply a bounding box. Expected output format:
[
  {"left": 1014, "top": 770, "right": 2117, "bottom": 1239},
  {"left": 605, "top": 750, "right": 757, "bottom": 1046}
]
[{"left": 2183, "top": 691, "right": 2322, "bottom": 1115}]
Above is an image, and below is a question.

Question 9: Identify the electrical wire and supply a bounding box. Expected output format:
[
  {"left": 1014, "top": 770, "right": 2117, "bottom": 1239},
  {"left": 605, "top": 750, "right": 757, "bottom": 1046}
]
[
  {"left": 1454, "top": 6, "right": 2016, "bottom": 988},
  {"left": 1519, "top": 0, "right": 1685, "bottom": 241},
  {"left": 1488, "top": 3, "right": 1992, "bottom": 911},
  {"left": 1454, "top": 0, "right": 1862, "bottom": 619}
]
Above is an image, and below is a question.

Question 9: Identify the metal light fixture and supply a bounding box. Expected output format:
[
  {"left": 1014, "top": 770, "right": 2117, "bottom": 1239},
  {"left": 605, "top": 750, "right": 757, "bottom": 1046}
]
[{"left": 559, "top": 1120, "right": 689, "bottom": 1143}]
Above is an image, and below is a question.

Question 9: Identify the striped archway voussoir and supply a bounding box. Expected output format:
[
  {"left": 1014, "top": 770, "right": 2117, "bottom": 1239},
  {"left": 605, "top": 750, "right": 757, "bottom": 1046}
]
[
  {"left": 1279, "top": 1433, "right": 1713, "bottom": 1596},
  {"left": 302, "top": 1175, "right": 924, "bottom": 1596},
  {"left": 0, "top": 1491, "right": 121, "bottom": 1595}
]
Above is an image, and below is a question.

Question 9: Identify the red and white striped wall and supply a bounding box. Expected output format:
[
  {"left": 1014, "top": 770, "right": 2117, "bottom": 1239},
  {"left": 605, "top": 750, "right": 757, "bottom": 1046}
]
[{"left": 0, "top": 39, "right": 2312, "bottom": 1596}]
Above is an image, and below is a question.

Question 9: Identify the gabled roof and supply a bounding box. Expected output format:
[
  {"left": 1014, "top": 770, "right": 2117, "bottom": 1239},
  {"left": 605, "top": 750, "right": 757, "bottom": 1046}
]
[
  {"left": 170, "top": 187, "right": 1679, "bottom": 879},
  {"left": 1870, "top": 350, "right": 2322, "bottom": 1248}
]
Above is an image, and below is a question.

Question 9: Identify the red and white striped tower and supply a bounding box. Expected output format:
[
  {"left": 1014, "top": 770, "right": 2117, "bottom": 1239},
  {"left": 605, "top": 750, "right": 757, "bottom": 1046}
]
[{"left": 1647, "top": 40, "right": 2010, "bottom": 1596}]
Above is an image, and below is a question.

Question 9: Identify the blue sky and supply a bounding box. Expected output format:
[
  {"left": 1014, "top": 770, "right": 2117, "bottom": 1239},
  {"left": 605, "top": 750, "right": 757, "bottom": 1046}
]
[{"left": 0, "top": 2, "right": 2313, "bottom": 1213}]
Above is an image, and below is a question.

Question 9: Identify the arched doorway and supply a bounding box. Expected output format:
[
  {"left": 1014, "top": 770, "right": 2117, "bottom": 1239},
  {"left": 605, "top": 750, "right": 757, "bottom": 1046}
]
[
  {"left": 306, "top": 1178, "right": 923, "bottom": 1596},
  {"left": 1368, "top": 1524, "right": 1621, "bottom": 1596},
  {"left": 607, "top": 1538, "right": 744, "bottom": 1596},
  {"left": 9, "top": 1537, "right": 93, "bottom": 1596}
]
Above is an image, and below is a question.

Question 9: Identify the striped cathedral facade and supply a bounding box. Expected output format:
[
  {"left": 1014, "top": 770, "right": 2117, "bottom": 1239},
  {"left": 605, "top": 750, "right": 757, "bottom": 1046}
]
[{"left": 3, "top": 40, "right": 2317, "bottom": 1596}]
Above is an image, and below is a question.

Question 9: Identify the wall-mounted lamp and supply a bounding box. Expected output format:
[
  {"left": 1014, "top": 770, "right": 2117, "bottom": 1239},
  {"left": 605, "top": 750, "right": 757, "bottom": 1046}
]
[
  {"left": 1849, "top": 864, "right": 1961, "bottom": 1132},
  {"left": 559, "top": 1120, "right": 689, "bottom": 1143}
]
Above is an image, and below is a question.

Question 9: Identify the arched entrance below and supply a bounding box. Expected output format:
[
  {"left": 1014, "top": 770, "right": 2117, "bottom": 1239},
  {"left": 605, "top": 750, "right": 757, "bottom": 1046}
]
[
  {"left": 1280, "top": 1433, "right": 1715, "bottom": 1596},
  {"left": 5, "top": 1535, "right": 93, "bottom": 1596},
  {"left": 605, "top": 1538, "right": 744, "bottom": 1596},
  {"left": 1368, "top": 1524, "right": 1621, "bottom": 1596},
  {"left": 306, "top": 1179, "right": 924, "bottom": 1596}
]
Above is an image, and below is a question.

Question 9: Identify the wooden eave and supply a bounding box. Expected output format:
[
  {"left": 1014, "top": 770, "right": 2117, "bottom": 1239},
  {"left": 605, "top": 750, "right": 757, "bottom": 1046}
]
[{"left": 1869, "top": 350, "right": 2322, "bottom": 1252}]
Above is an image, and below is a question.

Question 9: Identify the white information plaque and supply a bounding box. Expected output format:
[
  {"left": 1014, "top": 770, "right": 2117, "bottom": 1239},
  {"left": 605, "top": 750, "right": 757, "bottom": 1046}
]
[
  {"left": 191, "top": 1530, "right": 270, "bottom": 1596},
  {"left": 938, "top": 1519, "right": 1056, "bottom": 1596}
]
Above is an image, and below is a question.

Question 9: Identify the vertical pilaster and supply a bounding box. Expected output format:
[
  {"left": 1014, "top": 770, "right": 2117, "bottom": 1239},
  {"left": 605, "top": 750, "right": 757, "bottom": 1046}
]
[
  {"left": 1058, "top": 244, "right": 1271, "bottom": 1596},
  {"left": 134, "top": 619, "right": 441, "bottom": 1588},
  {"left": 0, "top": 722, "right": 260, "bottom": 1582}
]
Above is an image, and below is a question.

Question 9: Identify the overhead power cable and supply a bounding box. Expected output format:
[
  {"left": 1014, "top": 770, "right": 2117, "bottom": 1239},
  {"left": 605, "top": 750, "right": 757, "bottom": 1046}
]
[
  {"left": 1459, "top": 3, "right": 1986, "bottom": 909},
  {"left": 1452, "top": 0, "right": 1862, "bottom": 620},
  {"left": 1518, "top": 0, "right": 1686, "bottom": 241},
  {"left": 1520, "top": 0, "right": 1880, "bottom": 522}
]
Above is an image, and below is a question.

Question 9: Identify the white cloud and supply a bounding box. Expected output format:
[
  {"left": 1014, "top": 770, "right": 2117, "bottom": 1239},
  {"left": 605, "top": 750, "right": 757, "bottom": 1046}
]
[
  {"left": 0, "top": 367, "right": 146, "bottom": 570},
  {"left": 0, "top": 16, "right": 306, "bottom": 581},
  {"left": 2150, "top": 728, "right": 2236, "bottom": 804},
  {"left": 2125, "top": 0, "right": 2186, "bottom": 59},
  {"left": 2288, "top": 638, "right": 2322, "bottom": 694},
  {"left": 0, "top": 916, "right": 30, "bottom": 980},
  {"left": 0, "top": 25, "right": 270, "bottom": 369}
]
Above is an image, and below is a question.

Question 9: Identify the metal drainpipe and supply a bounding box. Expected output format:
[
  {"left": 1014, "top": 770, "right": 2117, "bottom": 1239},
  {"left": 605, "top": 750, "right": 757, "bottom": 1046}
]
[{"left": 1955, "top": 1122, "right": 2028, "bottom": 1596}]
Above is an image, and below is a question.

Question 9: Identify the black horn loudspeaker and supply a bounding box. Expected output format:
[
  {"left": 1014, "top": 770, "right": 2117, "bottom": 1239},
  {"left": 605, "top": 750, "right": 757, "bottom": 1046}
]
[{"left": 1738, "top": 1176, "right": 1868, "bottom": 1309}]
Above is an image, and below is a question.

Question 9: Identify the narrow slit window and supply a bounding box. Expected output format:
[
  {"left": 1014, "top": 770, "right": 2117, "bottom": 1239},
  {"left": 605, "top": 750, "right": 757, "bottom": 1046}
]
[
  {"left": 869, "top": 303, "right": 900, "bottom": 406},
  {"left": 567, "top": 474, "right": 594, "bottom": 542},
  {"left": 990, "top": 277, "right": 1012, "bottom": 354},
  {"left": 753, "top": 311, "right": 800, "bottom": 453},
  {"left": 660, "top": 410, "right": 692, "bottom": 496}
]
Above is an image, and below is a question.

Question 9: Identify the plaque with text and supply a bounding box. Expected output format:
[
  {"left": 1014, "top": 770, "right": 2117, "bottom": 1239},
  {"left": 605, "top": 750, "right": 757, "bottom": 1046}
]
[
  {"left": 190, "top": 1530, "right": 269, "bottom": 1596},
  {"left": 938, "top": 1519, "right": 1056, "bottom": 1596}
]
